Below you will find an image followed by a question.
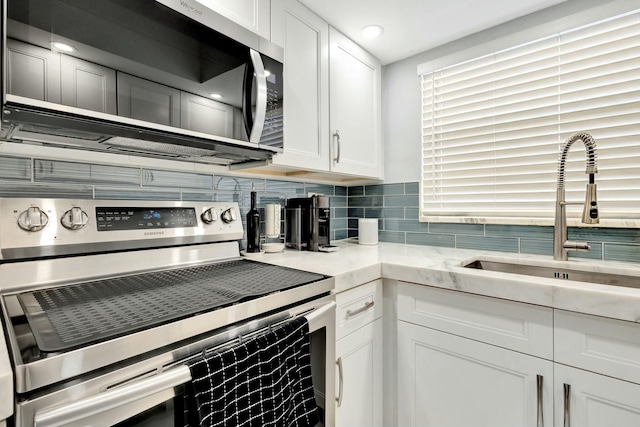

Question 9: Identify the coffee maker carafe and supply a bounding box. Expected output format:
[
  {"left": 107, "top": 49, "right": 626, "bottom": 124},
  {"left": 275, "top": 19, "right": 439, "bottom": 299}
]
[{"left": 285, "top": 195, "right": 331, "bottom": 251}]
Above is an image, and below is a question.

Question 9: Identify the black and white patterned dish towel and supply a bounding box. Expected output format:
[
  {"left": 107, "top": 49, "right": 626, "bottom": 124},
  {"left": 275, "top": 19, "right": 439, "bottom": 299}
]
[{"left": 180, "top": 316, "right": 320, "bottom": 427}]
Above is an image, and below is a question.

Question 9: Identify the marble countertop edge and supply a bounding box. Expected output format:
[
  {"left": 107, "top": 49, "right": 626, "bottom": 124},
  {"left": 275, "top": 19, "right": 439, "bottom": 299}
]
[{"left": 261, "top": 241, "right": 640, "bottom": 324}]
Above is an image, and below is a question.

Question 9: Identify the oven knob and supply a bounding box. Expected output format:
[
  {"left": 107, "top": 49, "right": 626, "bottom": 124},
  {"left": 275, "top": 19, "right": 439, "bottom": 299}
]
[
  {"left": 17, "top": 206, "right": 49, "bottom": 232},
  {"left": 221, "top": 208, "right": 237, "bottom": 224},
  {"left": 201, "top": 207, "right": 218, "bottom": 224},
  {"left": 61, "top": 207, "right": 89, "bottom": 230}
]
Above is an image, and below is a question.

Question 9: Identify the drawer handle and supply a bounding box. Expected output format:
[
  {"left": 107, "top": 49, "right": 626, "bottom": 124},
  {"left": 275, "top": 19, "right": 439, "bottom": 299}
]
[
  {"left": 336, "top": 357, "right": 344, "bottom": 407},
  {"left": 346, "top": 301, "right": 375, "bottom": 318},
  {"left": 537, "top": 374, "right": 544, "bottom": 427},
  {"left": 563, "top": 383, "right": 571, "bottom": 427}
]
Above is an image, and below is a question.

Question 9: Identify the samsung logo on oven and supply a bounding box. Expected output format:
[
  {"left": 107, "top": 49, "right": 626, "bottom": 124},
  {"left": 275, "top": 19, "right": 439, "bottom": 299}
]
[
  {"left": 179, "top": 0, "right": 203, "bottom": 15},
  {"left": 144, "top": 231, "right": 166, "bottom": 236}
]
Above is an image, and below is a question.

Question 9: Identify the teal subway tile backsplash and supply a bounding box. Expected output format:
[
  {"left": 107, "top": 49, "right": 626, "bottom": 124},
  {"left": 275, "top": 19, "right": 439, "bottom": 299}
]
[
  {"left": 379, "top": 231, "right": 406, "bottom": 244},
  {"left": 265, "top": 179, "right": 304, "bottom": 195},
  {"left": 457, "top": 235, "right": 519, "bottom": 253},
  {"left": 429, "top": 222, "right": 484, "bottom": 236},
  {"left": 406, "top": 232, "right": 455, "bottom": 248},
  {"left": 404, "top": 182, "right": 419, "bottom": 194},
  {"left": 383, "top": 194, "right": 418, "bottom": 207},
  {"left": 485, "top": 224, "right": 554, "bottom": 239},
  {"left": 384, "top": 219, "right": 429, "bottom": 233},
  {"left": 215, "top": 176, "right": 265, "bottom": 192},
  {"left": 349, "top": 196, "right": 383, "bottom": 207},
  {"left": 405, "top": 208, "right": 419, "bottom": 220},
  {"left": 305, "top": 183, "right": 335, "bottom": 196},
  {"left": 330, "top": 196, "right": 348, "bottom": 208},
  {"left": 365, "top": 183, "right": 405, "bottom": 195},
  {"left": 365, "top": 207, "right": 405, "bottom": 219},
  {"left": 347, "top": 180, "right": 640, "bottom": 263},
  {"left": 604, "top": 243, "right": 640, "bottom": 263},
  {"left": 520, "top": 239, "right": 552, "bottom": 256},
  {"left": 569, "top": 227, "right": 640, "bottom": 244},
  {"left": 348, "top": 186, "right": 364, "bottom": 197},
  {"left": 335, "top": 186, "right": 348, "bottom": 197},
  {"left": 1, "top": 153, "right": 638, "bottom": 262}
]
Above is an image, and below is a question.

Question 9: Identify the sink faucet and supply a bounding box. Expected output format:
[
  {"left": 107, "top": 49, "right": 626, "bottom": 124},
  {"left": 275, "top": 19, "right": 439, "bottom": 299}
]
[{"left": 554, "top": 131, "right": 599, "bottom": 261}]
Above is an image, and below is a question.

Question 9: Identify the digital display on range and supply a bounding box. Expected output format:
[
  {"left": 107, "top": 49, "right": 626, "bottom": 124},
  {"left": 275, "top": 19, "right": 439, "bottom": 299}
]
[{"left": 96, "top": 207, "right": 198, "bottom": 231}]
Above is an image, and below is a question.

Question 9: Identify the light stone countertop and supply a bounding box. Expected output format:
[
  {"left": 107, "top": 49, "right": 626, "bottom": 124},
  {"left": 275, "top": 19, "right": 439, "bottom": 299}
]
[{"left": 254, "top": 240, "right": 640, "bottom": 324}]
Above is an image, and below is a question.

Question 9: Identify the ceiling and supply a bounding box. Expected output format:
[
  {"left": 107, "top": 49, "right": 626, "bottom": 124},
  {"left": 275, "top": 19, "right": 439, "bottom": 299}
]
[{"left": 297, "top": 0, "right": 569, "bottom": 65}]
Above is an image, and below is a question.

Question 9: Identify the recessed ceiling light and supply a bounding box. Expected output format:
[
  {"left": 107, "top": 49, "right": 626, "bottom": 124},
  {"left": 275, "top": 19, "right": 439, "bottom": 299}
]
[
  {"left": 264, "top": 70, "right": 272, "bottom": 77},
  {"left": 362, "top": 25, "right": 384, "bottom": 39},
  {"left": 210, "top": 93, "right": 223, "bottom": 99},
  {"left": 51, "top": 42, "right": 75, "bottom": 52}
]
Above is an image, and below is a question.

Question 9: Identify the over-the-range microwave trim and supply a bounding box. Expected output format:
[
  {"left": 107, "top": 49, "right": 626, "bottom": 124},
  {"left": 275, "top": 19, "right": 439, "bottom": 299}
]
[{"left": 0, "top": 0, "right": 284, "bottom": 167}]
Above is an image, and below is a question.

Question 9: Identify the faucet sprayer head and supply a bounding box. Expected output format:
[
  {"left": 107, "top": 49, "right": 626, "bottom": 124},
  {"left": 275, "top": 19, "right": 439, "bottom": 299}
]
[
  {"left": 557, "top": 131, "right": 598, "bottom": 190},
  {"left": 582, "top": 182, "right": 599, "bottom": 224}
]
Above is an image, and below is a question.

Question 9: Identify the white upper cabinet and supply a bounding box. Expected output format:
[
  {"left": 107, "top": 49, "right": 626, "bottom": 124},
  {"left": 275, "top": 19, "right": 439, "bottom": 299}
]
[
  {"left": 196, "top": 0, "right": 271, "bottom": 39},
  {"left": 329, "top": 28, "right": 382, "bottom": 179},
  {"left": 270, "top": 0, "right": 330, "bottom": 171},
  {"left": 269, "top": 2, "right": 383, "bottom": 179}
]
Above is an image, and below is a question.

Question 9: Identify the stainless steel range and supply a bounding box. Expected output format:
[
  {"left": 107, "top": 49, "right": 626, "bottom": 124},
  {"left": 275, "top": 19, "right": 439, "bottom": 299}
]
[{"left": 0, "top": 198, "right": 335, "bottom": 426}]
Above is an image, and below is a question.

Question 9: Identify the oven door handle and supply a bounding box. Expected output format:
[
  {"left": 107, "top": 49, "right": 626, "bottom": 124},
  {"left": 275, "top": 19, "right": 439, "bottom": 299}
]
[{"left": 34, "top": 301, "right": 336, "bottom": 427}]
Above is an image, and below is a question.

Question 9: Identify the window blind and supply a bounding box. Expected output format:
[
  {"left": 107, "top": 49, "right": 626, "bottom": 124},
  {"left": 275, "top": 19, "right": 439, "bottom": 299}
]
[{"left": 420, "top": 10, "right": 640, "bottom": 225}]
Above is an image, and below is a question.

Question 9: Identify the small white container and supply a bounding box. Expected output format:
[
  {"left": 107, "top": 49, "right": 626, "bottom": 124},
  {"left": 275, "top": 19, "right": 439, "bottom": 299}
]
[
  {"left": 265, "top": 203, "right": 281, "bottom": 238},
  {"left": 358, "top": 218, "right": 379, "bottom": 245}
]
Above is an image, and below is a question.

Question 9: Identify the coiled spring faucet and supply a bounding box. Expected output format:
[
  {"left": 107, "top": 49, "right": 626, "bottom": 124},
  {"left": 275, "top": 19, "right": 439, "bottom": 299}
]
[{"left": 554, "top": 131, "right": 599, "bottom": 261}]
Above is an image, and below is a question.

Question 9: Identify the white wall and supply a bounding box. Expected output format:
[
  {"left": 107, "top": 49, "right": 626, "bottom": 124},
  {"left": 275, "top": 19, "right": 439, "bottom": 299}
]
[{"left": 382, "top": 0, "right": 640, "bottom": 184}]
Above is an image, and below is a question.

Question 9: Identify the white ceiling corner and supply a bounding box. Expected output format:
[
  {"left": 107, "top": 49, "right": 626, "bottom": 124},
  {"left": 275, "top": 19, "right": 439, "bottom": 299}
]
[{"left": 297, "top": 0, "right": 569, "bottom": 64}]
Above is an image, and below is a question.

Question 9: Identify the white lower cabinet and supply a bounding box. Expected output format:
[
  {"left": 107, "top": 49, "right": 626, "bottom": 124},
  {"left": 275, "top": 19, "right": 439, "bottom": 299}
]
[
  {"left": 336, "top": 318, "right": 383, "bottom": 427},
  {"left": 554, "top": 363, "right": 640, "bottom": 427},
  {"left": 334, "top": 279, "right": 383, "bottom": 427},
  {"left": 396, "top": 282, "right": 640, "bottom": 427},
  {"left": 398, "top": 321, "right": 553, "bottom": 427}
]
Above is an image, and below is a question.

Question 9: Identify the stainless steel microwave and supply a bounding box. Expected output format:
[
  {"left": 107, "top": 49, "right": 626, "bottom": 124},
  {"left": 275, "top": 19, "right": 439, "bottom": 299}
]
[{"left": 0, "top": 0, "right": 284, "bottom": 166}]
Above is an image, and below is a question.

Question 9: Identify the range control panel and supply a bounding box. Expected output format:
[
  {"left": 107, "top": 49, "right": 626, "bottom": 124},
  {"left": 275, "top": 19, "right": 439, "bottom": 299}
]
[
  {"left": 95, "top": 207, "right": 199, "bottom": 231},
  {"left": 0, "top": 198, "right": 244, "bottom": 260}
]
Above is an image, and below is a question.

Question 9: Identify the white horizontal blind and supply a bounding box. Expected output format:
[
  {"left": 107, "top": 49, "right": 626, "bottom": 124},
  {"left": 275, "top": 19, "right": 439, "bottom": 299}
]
[{"left": 420, "top": 10, "right": 640, "bottom": 225}]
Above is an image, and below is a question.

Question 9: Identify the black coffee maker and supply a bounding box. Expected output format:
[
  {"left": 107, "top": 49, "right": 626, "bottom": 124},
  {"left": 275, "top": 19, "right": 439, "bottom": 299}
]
[{"left": 285, "top": 195, "right": 330, "bottom": 251}]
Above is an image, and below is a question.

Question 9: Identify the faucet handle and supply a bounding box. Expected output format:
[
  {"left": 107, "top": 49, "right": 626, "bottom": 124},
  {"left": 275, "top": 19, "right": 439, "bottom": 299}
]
[
  {"left": 564, "top": 241, "right": 591, "bottom": 252},
  {"left": 582, "top": 183, "right": 599, "bottom": 224}
]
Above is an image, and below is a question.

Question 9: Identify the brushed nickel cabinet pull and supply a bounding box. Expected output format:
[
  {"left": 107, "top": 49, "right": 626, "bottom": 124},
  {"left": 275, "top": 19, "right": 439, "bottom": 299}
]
[
  {"left": 563, "top": 383, "right": 571, "bottom": 427},
  {"left": 333, "top": 130, "right": 341, "bottom": 163},
  {"left": 336, "top": 357, "right": 344, "bottom": 407},
  {"left": 537, "top": 374, "right": 544, "bottom": 427},
  {"left": 346, "top": 301, "right": 375, "bottom": 318}
]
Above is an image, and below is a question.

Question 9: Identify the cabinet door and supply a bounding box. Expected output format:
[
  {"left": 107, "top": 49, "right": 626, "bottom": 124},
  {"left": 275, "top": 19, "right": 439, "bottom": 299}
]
[
  {"left": 270, "top": 0, "right": 330, "bottom": 171},
  {"left": 6, "top": 39, "right": 61, "bottom": 103},
  {"left": 398, "top": 321, "right": 553, "bottom": 427},
  {"left": 61, "top": 55, "right": 117, "bottom": 115},
  {"left": 117, "top": 73, "right": 181, "bottom": 127},
  {"left": 554, "top": 363, "right": 640, "bottom": 427},
  {"left": 329, "top": 28, "right": 382, "bottom": 179},
  {"left": 196, "top": 0, "right": 270, "bottom": 39},
  {"left": 180, "top": 92, "right": 234, "bottom": 138},
  {"left": 336, "top": 318, "right": 383, "bottom": 427}
]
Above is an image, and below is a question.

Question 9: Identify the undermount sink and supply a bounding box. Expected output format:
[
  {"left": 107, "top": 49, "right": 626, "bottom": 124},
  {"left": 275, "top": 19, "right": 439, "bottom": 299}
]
[{"left": 464, "top": 259, "right": 640, "bottom": 289}]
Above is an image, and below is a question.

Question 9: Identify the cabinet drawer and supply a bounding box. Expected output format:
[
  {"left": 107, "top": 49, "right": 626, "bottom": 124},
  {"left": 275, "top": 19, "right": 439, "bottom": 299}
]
[
  {"left": 555, "top": 310, "right": 640, "bottom": 384},
  {"left": 398, "top": 282, "right": 553, "bottom": 359},
  {"left": 336, "top": 279, "right": 382, "bottom": 340}
]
